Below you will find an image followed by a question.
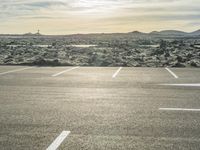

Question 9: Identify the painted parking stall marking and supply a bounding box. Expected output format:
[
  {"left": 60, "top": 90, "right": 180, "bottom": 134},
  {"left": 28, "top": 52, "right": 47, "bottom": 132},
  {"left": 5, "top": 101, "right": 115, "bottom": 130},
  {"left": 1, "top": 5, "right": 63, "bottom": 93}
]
[
  {"left": 0, "top": 67, "right": 35, "bottom": 76},
  {"left": 159, "top": 83, "right": 200, "bottom": 87},
  {"left": 46, "top": 131, "right": 71, "bottom": 150},
  {"left": 165, "top": 67, "right": 178, "bottom": 79},
  {"left": 159, "top": 108, "right": 200, "bottom": 112},
  {"left": 52, "top": 67, "right": 79, "bottom": 77},
  {"left": 112, "top": 67, "right": 122, "bottom": 78}
]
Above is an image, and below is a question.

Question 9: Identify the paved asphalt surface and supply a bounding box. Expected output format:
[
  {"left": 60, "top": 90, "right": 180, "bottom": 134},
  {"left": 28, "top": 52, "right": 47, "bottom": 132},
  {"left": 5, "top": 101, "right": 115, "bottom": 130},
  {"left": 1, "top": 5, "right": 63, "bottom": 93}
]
[{"left": 0, "top": 66, "right": 200, "bottom": 150}]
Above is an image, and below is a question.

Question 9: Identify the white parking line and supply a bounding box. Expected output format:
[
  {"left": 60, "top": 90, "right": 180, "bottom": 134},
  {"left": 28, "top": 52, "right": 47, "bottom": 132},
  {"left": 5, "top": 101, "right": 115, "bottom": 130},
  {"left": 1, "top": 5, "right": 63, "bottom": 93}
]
[
  {"left": 165, "top": 67, "right": 178, "bottom": 79},
  {"left": 0, "top": 67, "right": 35, "bottom": 75},
  {"left": 159, "top": 83, "right": 200, "bottom": 87},
  {"left": 52, "top": 67, "right": 79, "bottom": 77},
  {"left": 112, "top": 67, "right": 122, "bottom": 78},
  {"left": 46, "top": 131, "right": 70, "bottom": 150},
  {"left": 159, "top": 108, "right": 200, "bottom": 112}
]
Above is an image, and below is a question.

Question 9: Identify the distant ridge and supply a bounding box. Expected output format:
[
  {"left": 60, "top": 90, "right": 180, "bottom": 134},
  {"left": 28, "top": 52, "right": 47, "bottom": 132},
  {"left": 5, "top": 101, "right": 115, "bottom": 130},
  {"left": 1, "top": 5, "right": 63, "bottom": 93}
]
[
  {"left": 24, "top": 32, "right": 34, "bottom": 36},
  {"left": 0, "top": 29, "right": 200, "bottom": 37},
  {"left": 23, "top": 32, "right": 42, "bottom": 36},
  {"left": 149, "top": 29, "right": 200, "bottom": 36},
  {"left": 190, "top": 29, "right": 200, "bottom": 35},
  {"left": 130, "top": 31, "right": 144, "bottom": 34},
  {"left": 153, "top": 30, "right": 187, "bottom": 35}
]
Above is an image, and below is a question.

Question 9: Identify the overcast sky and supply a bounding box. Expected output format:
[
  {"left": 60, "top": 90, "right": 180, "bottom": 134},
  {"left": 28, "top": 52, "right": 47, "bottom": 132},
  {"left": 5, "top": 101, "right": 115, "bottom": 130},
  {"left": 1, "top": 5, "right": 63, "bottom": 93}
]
[{"left": 0, "top": 0, "right": 200, "bottom": 34}]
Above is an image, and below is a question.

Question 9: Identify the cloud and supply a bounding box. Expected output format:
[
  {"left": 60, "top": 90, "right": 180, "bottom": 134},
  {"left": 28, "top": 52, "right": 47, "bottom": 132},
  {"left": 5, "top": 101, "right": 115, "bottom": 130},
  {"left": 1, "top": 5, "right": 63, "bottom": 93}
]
[
  {"left": 0, "top": 0, "right": 199, "bottom": 34},
  {"left": 1, "top": 0, "right": 200, "bottom": 18},
  {"left": 0, "top": 0, "right": 67, "bottom": 20}
]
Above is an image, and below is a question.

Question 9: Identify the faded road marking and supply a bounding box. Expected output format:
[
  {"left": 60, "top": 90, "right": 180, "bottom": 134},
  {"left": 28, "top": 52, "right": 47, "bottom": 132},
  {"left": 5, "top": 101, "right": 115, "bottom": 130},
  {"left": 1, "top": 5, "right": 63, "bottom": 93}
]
[
  {"left": 159, "top": 108, "right": 200, "bottom": 112},
  {"left": 165, "top": 67, "right": 178, "bottom": 79},
  {"left": 52, "top": 67, "right": 79, "bottom": 77},
  {"left": 112, "top": 67, "right": 122, "bottom": 78},
  {"left": 0, "top": 67, "right": 35, "bottom": 76},
  {"left": 46, "top": 131, "right": 70, "bottom": 150}
]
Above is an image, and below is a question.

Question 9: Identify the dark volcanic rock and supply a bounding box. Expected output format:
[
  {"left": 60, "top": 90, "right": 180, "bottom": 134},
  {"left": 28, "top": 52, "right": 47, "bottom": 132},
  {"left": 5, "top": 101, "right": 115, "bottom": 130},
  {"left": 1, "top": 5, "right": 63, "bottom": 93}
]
[{"left": 0, "top": 35, "right": 200, "bottom": 67}]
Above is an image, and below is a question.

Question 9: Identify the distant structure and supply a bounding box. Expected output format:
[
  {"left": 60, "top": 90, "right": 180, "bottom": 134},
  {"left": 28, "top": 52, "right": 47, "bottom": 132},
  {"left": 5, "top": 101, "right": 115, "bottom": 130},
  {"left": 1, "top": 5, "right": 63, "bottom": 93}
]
[
  {"left": 23, "top": 30, "right": 42, "bottom": 36},
  {"left": 36, "top": 29, "right": 41, "bottom": 35}
]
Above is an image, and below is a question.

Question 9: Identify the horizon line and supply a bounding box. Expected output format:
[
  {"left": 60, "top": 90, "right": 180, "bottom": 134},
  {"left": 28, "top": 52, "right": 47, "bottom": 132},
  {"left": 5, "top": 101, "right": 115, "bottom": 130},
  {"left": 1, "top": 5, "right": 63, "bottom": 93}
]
[{"left": 0, "top": 28, "right": 199, "bottom": 36}]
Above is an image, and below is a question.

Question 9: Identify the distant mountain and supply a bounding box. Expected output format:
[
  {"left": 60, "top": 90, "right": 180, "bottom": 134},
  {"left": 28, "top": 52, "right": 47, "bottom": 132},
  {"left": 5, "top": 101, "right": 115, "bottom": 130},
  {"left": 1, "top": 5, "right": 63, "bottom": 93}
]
[
  {"left": 160, "top": 30, "right": 187, "bottom": 35},
  {"left": 23, "top": 31, "right": 42, "bottom": 36},
  {"left": 128, "top": 31, "right": 148, "bottom": 37},
  {"left": 149, "top": 29, "right": 200, "bottom": 37},
  {"left": 130, "top": 31, "right": 144, "bottom": 34},
  {"left": 23, "top": 32, "right": 33, "bottom": 36},
  {"left": 189, "top": 29, "right": 200, "bottom": 36},
  {"left": 150, "top": 30, "right": 187, "bottom": 36}
]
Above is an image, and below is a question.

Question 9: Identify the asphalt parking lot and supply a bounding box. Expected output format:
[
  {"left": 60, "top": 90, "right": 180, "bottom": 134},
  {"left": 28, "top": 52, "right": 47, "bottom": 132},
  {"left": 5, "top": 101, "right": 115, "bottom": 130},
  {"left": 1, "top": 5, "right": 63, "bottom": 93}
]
[{"left": 0, "top": 66, "right": 200, "bottom": 150}]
